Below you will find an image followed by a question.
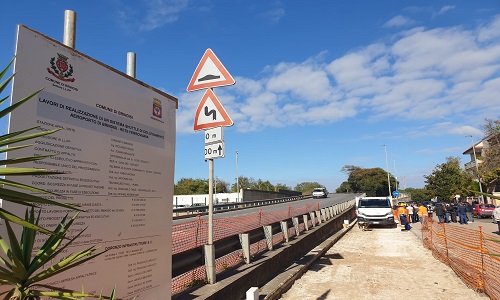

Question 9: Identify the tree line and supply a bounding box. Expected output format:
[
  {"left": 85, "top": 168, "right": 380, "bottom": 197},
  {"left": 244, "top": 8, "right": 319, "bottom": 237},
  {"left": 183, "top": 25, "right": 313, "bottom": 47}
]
[{"left": 174, "top": 177, "right": 325, "bottom": 196}]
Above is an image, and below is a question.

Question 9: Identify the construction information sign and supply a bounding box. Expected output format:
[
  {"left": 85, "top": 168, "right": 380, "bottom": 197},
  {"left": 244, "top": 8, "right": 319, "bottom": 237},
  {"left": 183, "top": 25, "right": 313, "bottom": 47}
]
[{"left": 5, "top": 25, "right": 177, "bottom": 299}]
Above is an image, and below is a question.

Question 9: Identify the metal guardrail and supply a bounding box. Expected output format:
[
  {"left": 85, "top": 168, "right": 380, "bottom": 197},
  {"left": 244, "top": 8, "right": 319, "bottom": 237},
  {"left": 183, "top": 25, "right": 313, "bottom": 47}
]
[
  {"left": 173, "top": 194, "right": 310, "bottom": 218},
  {"left": 171, "top": 198, "right": 356, "bottom": 288}
]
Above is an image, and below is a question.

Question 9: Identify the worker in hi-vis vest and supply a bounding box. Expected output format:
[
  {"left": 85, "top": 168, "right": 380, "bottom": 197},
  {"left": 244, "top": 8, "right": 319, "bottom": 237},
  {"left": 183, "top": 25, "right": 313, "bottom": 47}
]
[{"left": 396, "top": 203, "right": 409, "bottom": 231}]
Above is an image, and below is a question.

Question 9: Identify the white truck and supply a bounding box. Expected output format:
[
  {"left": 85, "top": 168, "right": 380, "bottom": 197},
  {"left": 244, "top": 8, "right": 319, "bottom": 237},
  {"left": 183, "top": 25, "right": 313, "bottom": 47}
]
[{"left": 356, "top": 196, "right": 395, "bottom": 227}]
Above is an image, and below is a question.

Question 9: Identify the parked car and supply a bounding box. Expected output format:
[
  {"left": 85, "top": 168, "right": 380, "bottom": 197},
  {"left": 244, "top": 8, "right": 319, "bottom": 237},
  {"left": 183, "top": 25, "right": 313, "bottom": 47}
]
[{"left": 473, "top": 204, "right": 495, "bottom": 218}]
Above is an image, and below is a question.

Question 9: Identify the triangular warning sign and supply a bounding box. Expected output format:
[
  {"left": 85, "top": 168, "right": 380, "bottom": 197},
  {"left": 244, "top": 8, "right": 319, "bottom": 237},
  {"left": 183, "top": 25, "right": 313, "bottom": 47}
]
[
  {"left": 193, "top": 89, "right": 233, "bottom": 131},
  {"left": 187, "top": 49, "right": 236, "bottom": 92}
]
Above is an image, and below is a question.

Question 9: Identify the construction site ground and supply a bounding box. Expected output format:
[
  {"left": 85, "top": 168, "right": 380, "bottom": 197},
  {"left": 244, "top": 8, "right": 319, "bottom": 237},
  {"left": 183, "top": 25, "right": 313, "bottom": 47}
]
[{"left": 278, "top": 219, "right": 493, "bottom": 300}]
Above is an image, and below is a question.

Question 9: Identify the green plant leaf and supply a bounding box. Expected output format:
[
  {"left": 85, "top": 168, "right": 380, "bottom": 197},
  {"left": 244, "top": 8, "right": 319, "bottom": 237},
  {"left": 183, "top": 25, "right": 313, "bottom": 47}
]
[
  {"left": 4, "top": 221, "right": 28, "bottom": 281},
  {"left": 0, "top": 178, "right": 61, "bottom": 195},
  {"left": 20, "top": 208, "right": 38, "bottom": 268},
  {"left": 0, "top": 167, "right": 65, "bottom": 176},
  {"left": 0, "top": 58, "right": 14, "bottom": 95},
  {"left": 28, "top": 215, "right": 76, "bottom": 274},
  {"left": 0, "top": 208, "right": 54, "bottom": 235},
  {"left": 0, "top": 144, "right": 31, "bottom": 154},
  {"left": 0, "top": 87, "right": 44, "bottom": 120},
  {"left": 27, "top": 247, "right": 103, "bottom": 284},
  {"left": 0, "top": 126, "right": 60, "bottom": 149},
  {"left": 0, "top": 153, "right": 57, "bottom": 165},
  {"left": 0, "top": 188, "right": 82, "bottom": 211}
]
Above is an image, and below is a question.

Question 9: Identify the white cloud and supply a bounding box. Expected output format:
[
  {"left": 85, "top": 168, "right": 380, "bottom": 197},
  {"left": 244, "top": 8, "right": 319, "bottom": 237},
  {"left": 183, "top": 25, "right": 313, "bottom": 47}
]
[
  {"left": 383, "top": 15, "right": 415, "bottom": 28},
  {"left": 176, "top": 15, "right": 500, "bottom": 136},
  {"left": 116, "top": 0, "right": 190, "bottom": 32},
  {"left": 478, "top": 14, "right": 500, "bottom": 42},
  {"left": 267, "top": 63, "right": 333, "bottom": 102},
  {"left": 449, "top": 125, "right": 482, "bottom": 136},
  {"left": 260, "top": 8, "right": 285, "bottom": 23},
  {"left": 437, "top": 5, "right": 455, "bottom": 15}
]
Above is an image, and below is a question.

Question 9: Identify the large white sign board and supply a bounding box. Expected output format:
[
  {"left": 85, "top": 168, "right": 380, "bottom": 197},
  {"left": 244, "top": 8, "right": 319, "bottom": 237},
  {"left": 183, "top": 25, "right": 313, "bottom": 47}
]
[{"left": 4, "top": 25, "right": 177, "bottom": 299}]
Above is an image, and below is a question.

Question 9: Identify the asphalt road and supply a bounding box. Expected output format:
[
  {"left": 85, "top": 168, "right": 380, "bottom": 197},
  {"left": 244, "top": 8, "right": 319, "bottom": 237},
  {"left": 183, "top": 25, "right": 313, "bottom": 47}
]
[{"left": 173, "top": 193, "right": 361, "bottom": 225}]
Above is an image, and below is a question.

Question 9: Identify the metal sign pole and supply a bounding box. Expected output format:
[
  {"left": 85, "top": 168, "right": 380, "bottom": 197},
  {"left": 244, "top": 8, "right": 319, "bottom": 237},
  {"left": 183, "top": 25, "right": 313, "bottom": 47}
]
[
  {"left": 205, "top": 158, "right": 216, "bottom": 283},
  {"left": 63, "top": 10, "right": 76, "bottom": 48}
]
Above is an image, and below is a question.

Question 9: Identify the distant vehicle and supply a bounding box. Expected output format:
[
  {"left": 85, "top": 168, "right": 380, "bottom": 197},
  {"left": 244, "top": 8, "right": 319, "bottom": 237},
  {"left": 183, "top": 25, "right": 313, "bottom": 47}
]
[
  {"left": 473, "top": 204, "right": 495, "bottom": 218},
  {"left": 356, "top": 196, "right": 395, "bottom": 227},
  {"left": 312, "top": 187, "right": 328, "bottom": 199}
]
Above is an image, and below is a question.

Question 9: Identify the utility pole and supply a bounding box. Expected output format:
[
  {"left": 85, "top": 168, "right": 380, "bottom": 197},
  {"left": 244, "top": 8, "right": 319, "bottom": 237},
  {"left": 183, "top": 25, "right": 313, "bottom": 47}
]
[
  {"left": 236, "top": 150, "right": 239, "bottom": 202},
  {"left": 383, "top": 144, "right": 391, "bottom": 196}
]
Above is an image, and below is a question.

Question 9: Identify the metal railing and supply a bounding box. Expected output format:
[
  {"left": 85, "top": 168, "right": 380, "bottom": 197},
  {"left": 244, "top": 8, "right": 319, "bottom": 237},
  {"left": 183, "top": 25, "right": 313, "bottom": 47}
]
[{"left": 173, "top": 194, "right": 310, "bottom": 218}]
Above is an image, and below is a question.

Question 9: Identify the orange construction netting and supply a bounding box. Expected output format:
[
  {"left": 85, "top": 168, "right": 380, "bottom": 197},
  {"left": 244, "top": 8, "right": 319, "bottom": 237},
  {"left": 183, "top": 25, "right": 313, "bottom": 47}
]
[{"left": 422, "top": 219, "right": 500, "bottom": 299}]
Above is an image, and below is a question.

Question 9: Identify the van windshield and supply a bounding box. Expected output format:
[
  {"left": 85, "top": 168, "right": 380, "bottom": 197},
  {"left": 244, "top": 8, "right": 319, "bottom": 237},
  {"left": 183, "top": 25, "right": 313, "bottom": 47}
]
[{"left": 359, "top": 199, "right": 391, "bottom": 208}]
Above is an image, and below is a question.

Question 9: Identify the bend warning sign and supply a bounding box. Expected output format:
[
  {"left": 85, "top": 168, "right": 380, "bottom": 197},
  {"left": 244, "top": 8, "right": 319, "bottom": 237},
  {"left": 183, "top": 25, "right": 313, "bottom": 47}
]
[
  {"left": 187, "top": 49, "right": 235, "bottom": 92},
  {"left": 193, "top": 89, "right": 233, "bottom": 131}
]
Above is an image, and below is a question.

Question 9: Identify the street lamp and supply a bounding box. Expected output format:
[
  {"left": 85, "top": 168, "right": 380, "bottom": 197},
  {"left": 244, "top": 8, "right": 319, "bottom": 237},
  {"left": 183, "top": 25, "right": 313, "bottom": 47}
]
[
  {"left": 236, "top": 150, "right": 239, "bottom": 202},
  {"left": 467, "top": 135, "right": 484, "bottom": 203},
  {"left": 393, "top": 159, "right": 398, "bottom": 192},
  {"left": 383, "top": 145, "right": 391, "bottom": 196}
]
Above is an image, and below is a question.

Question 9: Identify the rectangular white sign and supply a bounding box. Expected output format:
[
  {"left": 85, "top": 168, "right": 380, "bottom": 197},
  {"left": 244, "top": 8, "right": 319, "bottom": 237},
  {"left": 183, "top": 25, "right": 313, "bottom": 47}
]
[
  {"left": 204, "top": 142, "right": 225, "bottom": 159},
  {"left": 4, "top": 25, "right": 177, "bottom": 299},
  {"left": 205, "top": 126, "right": 223, "bottom": 144}
]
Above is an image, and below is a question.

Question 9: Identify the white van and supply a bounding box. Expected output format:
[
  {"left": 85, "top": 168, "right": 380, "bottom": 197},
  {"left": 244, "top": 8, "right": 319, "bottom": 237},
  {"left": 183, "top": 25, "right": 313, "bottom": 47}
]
[
  {"left": 312, "top": 187, "right": 328, "bottom": 198},
  {"left": 356, "top": 196, "right": 395, "bottom": 226}
]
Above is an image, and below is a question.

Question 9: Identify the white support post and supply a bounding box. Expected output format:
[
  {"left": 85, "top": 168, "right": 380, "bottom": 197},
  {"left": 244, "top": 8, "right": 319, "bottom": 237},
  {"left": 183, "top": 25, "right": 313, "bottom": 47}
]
[
  {"left": 316, "top": 210, "right": 322, "bottom": 224},
  {"left": 263, "top": 225, "right": 273, "bottom": 250},
  {"left": 239, "top": 233, "right": 251, "bottom": 264},
  {"left": 309, "top": 212, "right": 316, "bottom": 227},
  {"left": 281, "top": 221, "right": 289, "bottom": 243},
  {"left": 292, "top": 217, "right": 300, "bottom": 236},
  {"left": 303, "top": 214, "right": 309, "bottom": 231},
  {"left": 246, "top": 287, "right": 259, "bottom": 300},
  {"left": 204, "top": 245, "right": 216, "bottom": 284}
]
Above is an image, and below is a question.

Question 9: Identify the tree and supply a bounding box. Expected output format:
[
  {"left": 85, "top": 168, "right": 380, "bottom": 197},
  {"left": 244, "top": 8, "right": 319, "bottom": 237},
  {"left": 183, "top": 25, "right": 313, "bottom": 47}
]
[
  {"left": 215, "top": 178, "right": 229, "bottom": 193},
  {"left": 294, "top": 182, "right": 323, "bottom": 195},
  {"left": 479, "top": 118, "right": 500, "bottom": 187},
  {"left": 254, "top": 179, "right": 274, "bottom": 191},
  {"left": 231, "top": 176, "right": 255, "bottom": 191},
  {"left": 337, "top": 165, "right": 396, "bottom": 197},
  {"left": 275, "top": 183, "right": 292, "bottom": 191},
  {"left": 174, "top": 178, "right": 209, "bottom": 194},
  {"left": 424, "top": 157, "right": 475, "bottom": 202},
  {"left": 404, "top": 187, "right": 433, "bottom": 203}
]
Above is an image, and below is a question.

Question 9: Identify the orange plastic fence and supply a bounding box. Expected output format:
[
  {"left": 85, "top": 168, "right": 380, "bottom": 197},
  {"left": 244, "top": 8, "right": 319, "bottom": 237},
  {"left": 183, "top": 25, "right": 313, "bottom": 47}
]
[
  {"left": 422, "top": 219, "right": 500, "bottom": 299},
  {"left": 171, "top": 202, "right": 321, "bottom": 295}
]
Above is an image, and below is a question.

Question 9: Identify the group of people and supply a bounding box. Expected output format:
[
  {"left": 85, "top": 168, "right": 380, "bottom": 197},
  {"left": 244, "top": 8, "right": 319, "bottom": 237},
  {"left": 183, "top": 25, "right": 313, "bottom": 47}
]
[
  {"left": 433, "top": 202, "right": 473, "bottom": 224},
  {"left": 394, "top": 203, "right": 429, "bottom": 231},
  {"left": 394, "top": 200, "right": 500, "bottom": 235}
]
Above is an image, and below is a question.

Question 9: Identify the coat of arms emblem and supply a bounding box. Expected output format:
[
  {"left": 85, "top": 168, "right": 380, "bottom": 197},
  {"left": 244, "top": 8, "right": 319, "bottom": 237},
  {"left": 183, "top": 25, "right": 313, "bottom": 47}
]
[
  {"left": 153, "top": 98, "right": 162, "bottom": 118},
  {"left": 47, "top": 53, "right": 75, "bottom": 82}
]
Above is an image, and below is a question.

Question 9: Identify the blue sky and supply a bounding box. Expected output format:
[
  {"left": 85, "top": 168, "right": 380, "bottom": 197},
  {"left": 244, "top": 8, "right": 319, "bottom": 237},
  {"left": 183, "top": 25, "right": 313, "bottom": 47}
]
[{"left": 1, "top": 1, "right": 499, "bottom": 192}]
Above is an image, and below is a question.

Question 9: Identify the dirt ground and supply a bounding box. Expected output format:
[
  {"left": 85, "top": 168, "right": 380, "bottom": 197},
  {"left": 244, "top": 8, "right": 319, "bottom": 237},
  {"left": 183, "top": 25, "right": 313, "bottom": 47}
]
[{"left": 279, "top": 223, "right": 490, "bottom": 300}]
